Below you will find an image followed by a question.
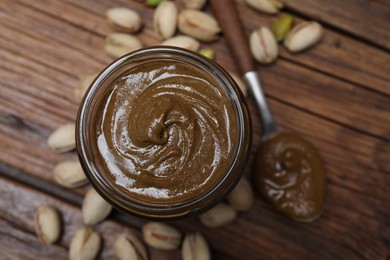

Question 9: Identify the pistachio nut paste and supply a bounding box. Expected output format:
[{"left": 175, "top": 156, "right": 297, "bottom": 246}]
[
  {"left": 94, "top": 60, "right": 238, "bottom": 203},
  {"left": 254, "top": 132, "right": 326, "bottom": 222}
]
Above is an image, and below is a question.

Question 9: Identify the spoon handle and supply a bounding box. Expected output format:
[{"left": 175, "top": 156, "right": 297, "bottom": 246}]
[
  {"left": 210, "top": 0, "right": 278, "bottom": 138},
  {"left": 209, "top": 0, "right": 255, "bottom": 76}
]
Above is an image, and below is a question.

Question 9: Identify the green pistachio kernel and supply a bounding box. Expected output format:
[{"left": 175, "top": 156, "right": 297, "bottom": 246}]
[
  {"left": 198, "top": 48, "right": 215, "bottom": 60},
  {"left": 146, "top": 0, "right": 164, "bottom": 7},
  {"left": 272, "top": 14, "right": 294, "bottom": 42}
]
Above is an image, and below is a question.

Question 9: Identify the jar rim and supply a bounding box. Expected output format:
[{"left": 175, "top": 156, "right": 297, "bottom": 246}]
[{"left": 76, "top": 46, "right": 251, "bottom": 220}]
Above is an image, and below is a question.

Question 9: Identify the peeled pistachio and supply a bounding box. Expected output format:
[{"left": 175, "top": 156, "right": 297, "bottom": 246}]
[
  {"left": 183, "top": 0, "right": 207, "bottom": 10},
  {"left": 245, "top": 0, "right": 284, "bottom": 14},
  {"left": 229, "top": 72, "right": 247, "bottom": 97},
  {"left": 34, "top": 205, "right": 61, "bottom": 244},
  {"left": 47, "top": 124, "right": 76, "bottom": 153},
  {"left": 198, "top": 48, "right": 214, "bottom": 59},
  {"left": 161, "top": 35, "right": 200, "bottom": 51},
  {"left": 146, "top": 0, "right": 163, "bottom": 7},
  {"left": 227, "top": 178, "right": 254, "bottom": 211},
  {"left": 178, "top": 10, "right": 221, "bottom": 42},
  {"left": 154, "top": 1, "right": 178, "bottom": 39},
  {"left": 53, "top": 160, "right": 88, "bottom": 188},
  {"left": 114, "top": 233, "right": 148, "bottom": 260},
  {"left": 284, "top": 21, "right": 323, "bottom": 52},
  {"left": 272, "top": 14, "right": 294, "bottom": 41},
  {"left": 199, "top": 203, "right": 237, "bottom": 228},
  {"left": 250, "top": 26, "right": 278, "bottom": 64},
  {"left": 69, "top": 228, "right": 101, "bottom": 260},
  {"left": 182, "top": 233, "right": 211, "bottom": 260},
  {"left": 142, "top": 222, "right": 182, "bottom": 250},
  {"left": 105, "top": 33, "right": 143, "bottom": 58},
  {"left": 82, "top": 188, "right": 112, "bottom": 226},
  {"left": 106, "top": 7, "right": 142, "bottom": 33},
  {"left": 75, "top": 72, "right": 98, "bottom": 102}
]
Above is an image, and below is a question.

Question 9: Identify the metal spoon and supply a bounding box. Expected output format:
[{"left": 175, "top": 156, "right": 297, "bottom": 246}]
[{"left": 210, "top": 0, "right": 327, "bottom": 222}]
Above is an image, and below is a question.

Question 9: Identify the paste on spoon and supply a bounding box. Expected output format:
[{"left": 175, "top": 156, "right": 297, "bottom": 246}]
[{"left": 254, "top": 132, "right": 326, "bottom": 222}]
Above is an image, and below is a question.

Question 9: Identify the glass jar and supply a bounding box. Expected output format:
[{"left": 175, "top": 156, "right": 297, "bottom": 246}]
[{"left": 76, "top": 47, "right": 251, "bottom": 220}]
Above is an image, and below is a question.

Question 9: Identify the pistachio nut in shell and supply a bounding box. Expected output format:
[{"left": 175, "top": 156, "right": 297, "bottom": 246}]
[
  {"left": 227, "top": 177, "right": 254, "bottom": 211},
  {"left": 161, "top": 35, "right": 200, "bottom": 51},
  {"left": 106, "top": 7, "right": 142, "bottom": 33},
  {"left": 69, "top": 228, "right": 101, "bottom": 260},
  {"left": 53, "top": 160, "right": 88, "bottom": 188},
  {"left": 245, "top": 0, "right": 284, "bottom": 14},
  {"left": 182, "top": 232, "right": 211, "bottom": 260},
  {"left": 284, "top": 21, "right": 323, "bottom": 52},
  {"left": 153, "top": 1, "right": 178, "bottom": 39},
  {"left": 199, "top": 203, "right": 237, "bottom": 227},
  {"left": 183, "top": 0, "right": 207, "bottom": 10},
  {"left": 34, "top": 205, "right": 61, "bottom": 244},
  {"left": 82, "top": 188, "right": 112, "bottom": 226},
  {"left": 142, "top": 222, "right": 182, "bottom": 250},
  {"left": 114, "top": 233, "right": 148, "bottom": 260},
  {"left": 47, "top": 123, "right": 76, "bottom": 153},
  {"left": 250, "top": 26, "right": 278, "bottom": 64},
  {"left": 105, "top": 33, "right": 143, "bottom": 58},
  {"left": 178, "top": 10, "right": 221, "bottom": 41}
]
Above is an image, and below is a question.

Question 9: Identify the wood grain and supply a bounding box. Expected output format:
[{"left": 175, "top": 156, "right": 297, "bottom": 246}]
[
  {"left": 4, "top": 0, "right": 389, "bottom": 95},
  {"left": 0, "top": 0, "right": 389, "bottom": 259},
  {"left": 282, "top": 0, "right": 390, "bottom": 50}
]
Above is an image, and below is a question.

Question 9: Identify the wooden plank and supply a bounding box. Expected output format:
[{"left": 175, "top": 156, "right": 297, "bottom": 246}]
[
  {"left": 0, "top": 218, "right": 69, "bottom": 260},
  {"left": 1, "top": 2, "right": 389, "bottom": 138},
  {"left": 281, "top": 0, "right": 390, "bottom": 50},
  {"left": 1, "top": 164, "right": 389, "bottom": 259},
  {"left": 0, "top": 0, "right": 389, "bottom": 258},
  {"left": 0, "top": 177, "right": 184, "bottom": 260},
  {"left": 8, "top": 0, "right": 390, "bottom": 95}
]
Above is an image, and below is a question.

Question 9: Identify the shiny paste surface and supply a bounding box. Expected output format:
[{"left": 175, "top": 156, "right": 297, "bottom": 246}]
[{"left": 95, "top": 61, "right": 238, "bottom": 203}]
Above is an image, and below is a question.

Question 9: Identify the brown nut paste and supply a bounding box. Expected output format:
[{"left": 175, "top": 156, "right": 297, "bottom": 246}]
[
  {"left": 254, "top": 132, "right": 326, "bottom": 222},
  {"left": 93, "top": 61, "right": 238, "bottom": 204}
]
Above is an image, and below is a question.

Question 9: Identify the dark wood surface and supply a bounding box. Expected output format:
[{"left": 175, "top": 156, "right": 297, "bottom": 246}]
[{"left": 0, "top": 0, "right": 389, "bottom": 259}]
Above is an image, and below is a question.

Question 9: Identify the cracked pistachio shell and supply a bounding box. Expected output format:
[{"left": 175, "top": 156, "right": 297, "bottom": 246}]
[
  {"left": 53, "top": 160, "right": 88, "bottom": 188},
  {"left": 34, "top": 205, "right": 61, "bottom": 244},
  {"left": 106, "top": 7, "right": 142, "bottom": 33},
  {"left": 69, "top": 228, "right": 101, "bottom": 260},
  {"left": 74, "top": 72, "right": 98, "bottom": 102},
  {"left": 250, "top": 26, "right": 278, "bottom": 64},
  {"left": 284, "top": 21, "right": 323, "bottom": 52},
  {"left": 153, "top": 1, "right": 178, "bottom": 39},
  {"left": 182, "top": 233, "right": 211, "bottom": 260},
  {"left": 105, "top": 33, "right": 143, "bottom": 58},
  {"left": 142, "top": 222, "right": 182, "bottom": 250},
  {"left": 114, "top": 233, "right": 148, "bottom": 260},
  {"left": 178, "top": 10, "right": 221, "bottom": 41},
  {"left": 47, "top": 124, "right": 76, "bottom": 153},
  {"left": 229, "top": 72, "right": 247, "bottom": 97},
  {"left": 161, "top": 35, "right": 200, "bottom": 51},
  {"left": 245, "top": 0, "right": 284, "bottom": 14},
  {"left": 183, "top": 0, "right": 207, "bottom": 10},
  {"left": 227, "top": 177, "right": 254, "bottom": 211},
  {"left": 82, "top": 188, "right": 112, "bottom": 226},
  {"left": 199, "top": 203, "right": 237, "bottom": 227}
]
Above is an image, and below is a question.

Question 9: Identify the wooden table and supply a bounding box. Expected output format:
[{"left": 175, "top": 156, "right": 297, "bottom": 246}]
[{"left": 1, "top": 0, "right": 389, "bottom": 259}]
